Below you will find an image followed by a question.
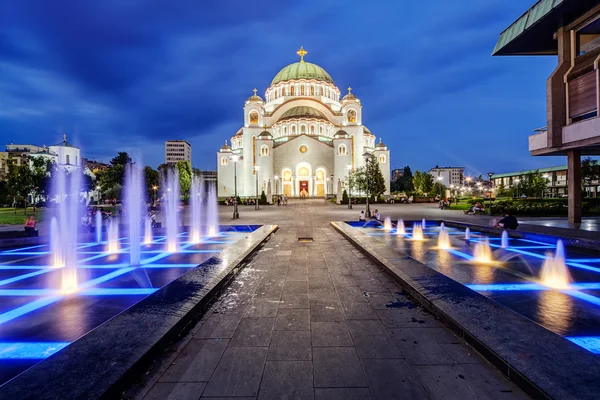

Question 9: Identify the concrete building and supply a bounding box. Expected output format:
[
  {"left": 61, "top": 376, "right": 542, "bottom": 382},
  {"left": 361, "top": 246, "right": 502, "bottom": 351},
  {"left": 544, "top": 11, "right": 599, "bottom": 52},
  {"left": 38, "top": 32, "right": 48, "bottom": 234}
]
[
  {"left": 217, "top": 47, "right": 391, "bottom": 198},
  {"left": 165, "top": 140, "right": 192, "bottom": 165},
  {"left": 391, "top": 168, "right": 404, "bottom": 181},
  {"left": 493, "top": 0, "right": 600, "bottom": 222},
  {"left": 428, "top": 166, "right": 464, "bottom": 187}
]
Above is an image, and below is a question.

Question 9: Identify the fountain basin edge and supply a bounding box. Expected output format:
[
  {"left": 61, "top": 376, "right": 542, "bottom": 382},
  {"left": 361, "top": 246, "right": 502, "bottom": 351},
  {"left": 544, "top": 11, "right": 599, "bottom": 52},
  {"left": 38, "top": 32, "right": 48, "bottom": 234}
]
[
  {"left": 331, "top": 221, "right": 600, "bottom": 400},
  {"left": 0, "top": 224, "right": 278, "bottom": 400}
]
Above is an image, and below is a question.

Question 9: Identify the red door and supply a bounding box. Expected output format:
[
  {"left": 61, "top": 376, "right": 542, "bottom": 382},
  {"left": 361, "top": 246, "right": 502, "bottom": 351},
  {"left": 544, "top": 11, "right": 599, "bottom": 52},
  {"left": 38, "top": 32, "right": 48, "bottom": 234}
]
[{"left": 299, "top": 180, "right": 308, "bottom": 197}]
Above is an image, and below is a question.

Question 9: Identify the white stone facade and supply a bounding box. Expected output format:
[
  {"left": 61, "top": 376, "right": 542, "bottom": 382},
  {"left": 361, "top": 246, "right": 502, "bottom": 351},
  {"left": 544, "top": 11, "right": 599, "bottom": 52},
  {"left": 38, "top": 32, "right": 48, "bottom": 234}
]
[
  {"left": 428, "top": 166, "right": 465, "bottom": 187},
  {"left": 217, "top": 50, "right": 390, "bottom": 199}
]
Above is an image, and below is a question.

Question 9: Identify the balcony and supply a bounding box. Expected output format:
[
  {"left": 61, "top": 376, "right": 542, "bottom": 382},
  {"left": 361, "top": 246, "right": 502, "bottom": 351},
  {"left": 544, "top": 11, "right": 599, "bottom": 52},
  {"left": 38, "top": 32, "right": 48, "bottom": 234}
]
[
  {"left": 528, "top": 130, "right": 548, "bottom": 151},
  {"left": 563, "top": 116, "right": 600, "bottom": 144}
]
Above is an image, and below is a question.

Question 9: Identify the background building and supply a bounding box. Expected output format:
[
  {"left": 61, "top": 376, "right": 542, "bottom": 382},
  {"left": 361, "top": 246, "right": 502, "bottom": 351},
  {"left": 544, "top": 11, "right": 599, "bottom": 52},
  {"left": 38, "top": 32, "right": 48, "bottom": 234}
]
[
  {"left": 428, "top": 166, "right": 464, "bottom": 187},
  {"left": 391, "top": 168, "right": 404, "bottom": 181},
  {"left": 217, "top": 47, "right": 391, "bottom": 198},
  {"left": 493, "top": 0, "right": 600, "bottom": 222},
  {"left": 165, "top": 140, "right": 192, "bottom": 165}
]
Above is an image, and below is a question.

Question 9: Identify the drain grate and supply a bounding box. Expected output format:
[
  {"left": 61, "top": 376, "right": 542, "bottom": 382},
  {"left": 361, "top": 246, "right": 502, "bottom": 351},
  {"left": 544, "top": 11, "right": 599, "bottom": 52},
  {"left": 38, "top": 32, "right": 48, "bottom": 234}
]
[{"left": 298, "top": 237, "right": 314, "bottom": 243}]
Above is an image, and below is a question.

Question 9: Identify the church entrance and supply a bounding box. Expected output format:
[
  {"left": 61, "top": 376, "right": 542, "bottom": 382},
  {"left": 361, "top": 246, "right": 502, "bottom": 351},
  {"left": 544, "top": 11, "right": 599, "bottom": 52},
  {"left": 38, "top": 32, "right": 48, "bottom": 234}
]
[{"left": 299, "top": 180, "right": 309, "bottom": 197}]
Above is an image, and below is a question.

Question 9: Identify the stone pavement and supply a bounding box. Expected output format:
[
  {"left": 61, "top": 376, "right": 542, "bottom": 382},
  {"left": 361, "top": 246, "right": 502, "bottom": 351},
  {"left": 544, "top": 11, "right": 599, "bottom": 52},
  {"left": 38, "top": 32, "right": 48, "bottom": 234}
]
[{"left": 129, "top": 200, "right": 527, "bottom": 400}]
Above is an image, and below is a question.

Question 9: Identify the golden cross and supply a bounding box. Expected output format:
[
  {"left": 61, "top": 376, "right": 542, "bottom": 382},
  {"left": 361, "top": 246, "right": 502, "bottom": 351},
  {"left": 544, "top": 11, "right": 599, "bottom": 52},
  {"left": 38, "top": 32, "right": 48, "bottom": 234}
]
[
  {"left": 253, "top": 88, "right": 257, "bottom": 95},
  {"left": 297, "top": 46, "right": 307, "bottom": 62},
  {"left": 347, "top": 86, "right": 352, "bottom": 94}
]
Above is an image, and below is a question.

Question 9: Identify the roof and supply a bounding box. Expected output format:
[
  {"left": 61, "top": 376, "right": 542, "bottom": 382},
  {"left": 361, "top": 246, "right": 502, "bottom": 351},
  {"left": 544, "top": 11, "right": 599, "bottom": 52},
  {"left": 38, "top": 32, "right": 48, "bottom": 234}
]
[
  {"left": 271, "top": 62, "right": 334, "bottom": 85},
  {"left": 279, "top": 106, "right": 327, "bottom": 122},
  {"left": 492, "top": 165, "right": 566, "bottom": 178},
  {"left": 334, "top": 130, "right": 349, "bottom": 138},
  {"left": 493, "top": 0, "right": 597, "bottom": 55},
  {"left": 52, "top": 134, "right": 78, "bottom": 149},
  {"left": 258, "top": 130, "right": 273, "bottom": 139}
]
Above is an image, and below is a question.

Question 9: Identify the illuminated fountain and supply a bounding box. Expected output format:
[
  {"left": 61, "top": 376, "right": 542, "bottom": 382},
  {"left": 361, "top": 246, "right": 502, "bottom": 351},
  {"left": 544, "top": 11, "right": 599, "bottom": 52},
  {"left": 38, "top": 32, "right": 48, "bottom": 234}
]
[
  {"left": 465, "top": 227, "right": 471, "bottom": 240},
  {"left": 396, "top": 219, "right": 405, "bottom": 235},
  {"left": 501, "top": 230, "right": 509, "bottom": 249},
  {"left": 50, "top": 217, "right": 64, "bottom": 268},
  {"left": 95, "top": 211, "right": 102, "bottom": 243},
  {"left": 163, "top": 168, "right": 180, "bottom": 252},
  {"left": 206, "top": 182, "right": 219, "bottom": 237},
  {"left": 422, "top": 218, "right": 426, "bottom": 228},
  {"left": 411, "top": 223, "right": 424, "bottom": 241},
  {"left": 190, "top": 175, "right": 203, "bottom": 243},
  {"left": 473, "top": 237, "right": 493, "bottom": 263},
  {"left": 107, "top": 219, "right": 120, "bottom": 254},
  {"left": 124, "top": 164, "right": 143, "bottom": 266},
  {"left": 540, "top": 240, "right": 571, "bottom": 289},
  {"left": 383, "top": 217, "right": 392, "bottom": 231},
  {"left": 437, "top": 223, "right": 451, "bottom": 249},
  {"left": 144, "top": 217, "right": 153, "bottom": 245}
]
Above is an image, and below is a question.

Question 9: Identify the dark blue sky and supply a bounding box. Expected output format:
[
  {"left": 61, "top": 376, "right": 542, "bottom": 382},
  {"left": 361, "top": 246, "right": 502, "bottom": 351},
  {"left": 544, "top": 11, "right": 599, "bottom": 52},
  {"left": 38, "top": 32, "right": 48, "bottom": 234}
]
[{"left": 0, "top": 0, "right": 565, "bottom": 175}]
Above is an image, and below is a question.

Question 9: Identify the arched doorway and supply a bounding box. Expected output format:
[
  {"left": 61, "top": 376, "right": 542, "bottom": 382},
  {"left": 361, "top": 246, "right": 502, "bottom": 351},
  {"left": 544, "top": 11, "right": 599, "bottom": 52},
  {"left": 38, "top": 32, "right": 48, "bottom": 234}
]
[
  {"left": 315, "top": 168, "right": 326, "bottom": 197},
  {"left": 282, "top": 169, "right": 292, "bottom": 196},
  {"left": 296, "top": 163, "right": 312, "bottom": 198}
]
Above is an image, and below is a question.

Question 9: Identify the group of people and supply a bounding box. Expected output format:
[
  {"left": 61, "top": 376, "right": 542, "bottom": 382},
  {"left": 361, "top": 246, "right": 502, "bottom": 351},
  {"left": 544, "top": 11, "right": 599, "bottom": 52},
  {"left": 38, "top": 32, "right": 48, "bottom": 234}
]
[
  {"left": 276, "top": 195, "right": 288, "bottom": 206},
  {"left": 224, "top": 197, "right": 258, "bottom": 206},
  {"left": 438, "top": 198, "right": 451, "bottom": 209},
  {"left": 465, "top": 201, "right": 485, "bottom": 215},
  {"left": 359, "top": 208, "right": 382, "bottom": 222}
]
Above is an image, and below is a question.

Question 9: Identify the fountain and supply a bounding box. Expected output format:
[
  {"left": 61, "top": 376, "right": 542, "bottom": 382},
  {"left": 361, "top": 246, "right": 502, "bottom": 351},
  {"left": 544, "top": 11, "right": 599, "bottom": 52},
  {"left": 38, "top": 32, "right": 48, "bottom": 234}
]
[
  {"left": 124, "top": 164, "right": 144, "bottom": 266},
  {"left": 190, "top": 175, "right": 203, "bottom": 243},
  {"left": 50, "top": 217, "right": 63, "bottom": 268},
  {"left": 95, "top": 211, "right": 102, "bottom": 243},
  {"left": 144, "top": 217, "right": 153, "bottom": 245},
  {"left": 107, "top": 219, "right": 120, "bottom": 254},
  {"left": 206, "top": 182, "right": 219, "bottom": 237},
  {"left": 540, "top": 240, "right": 571, "bottom": 289},
  {"left": 422, "top": 218, "right": 426, "bottom": 228},
  {"left": 473, "top": 237, "right": 493, "bottom": 263},
  {"left": 163, "top": 168, "right": 180, "bottom": 252},
  {"left": 501, "top": 230, "right": 509, "bottom": 249},
  {"left": 396, "top": 219, "right": 405, "bottom": 235},
  {"left": 465, "top": 227, "right": 471, "bottom": 240},
  {"left": 383, "top": 217, "right": 392, "bottom": 231},
  {"left": 411, "top": 223, "right": 424, "bottom": 241},
  {"left": 437, "top": 223, "right": 451, "bottom": 249}
]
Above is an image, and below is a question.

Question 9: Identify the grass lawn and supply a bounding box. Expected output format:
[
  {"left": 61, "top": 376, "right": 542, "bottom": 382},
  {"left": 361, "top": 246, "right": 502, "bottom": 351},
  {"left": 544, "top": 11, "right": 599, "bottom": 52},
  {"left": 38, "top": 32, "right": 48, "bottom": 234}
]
[
  {"left": 449, "top": 203, "right": 471, "bottom": 211},
  {"left": 0, "top": 208, "right": 45, "bottom": 225}
]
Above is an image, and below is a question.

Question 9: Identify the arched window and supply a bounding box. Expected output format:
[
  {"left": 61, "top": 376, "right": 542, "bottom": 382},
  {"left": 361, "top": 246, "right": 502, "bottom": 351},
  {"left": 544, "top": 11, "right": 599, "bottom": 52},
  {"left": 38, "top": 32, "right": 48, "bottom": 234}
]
[
  {"left": 301, "top": 125, "right": 306, "bottom": 134},
  {"left": 347, "top": 109, "right": 357, "bottom": 123},
  {"left": 260, "top": 145, "right": 269, "bottom": 157},
  {"left": 66, "top": 154, "right": 70, "bottom": 165},
  {"left": 319, "top": 125, "right": 324, "bottom": 135},
  {"left": 300, "top": 85, "right": 305, "bottom": 95},
  {"left": 290, "top": 86, "right": 295, "bottom": 95},
  {"left": 317, "top": 86, "right": 321, "bottom": 96},
  {"left": 283, "top": 126, "right": 287, "bottom": 136},
  {"left": 221, "top": 157, "right": 229, "bottom": 166},
  {"left": 379, "top": 154, "right": 387, "bottom": 163},
  {"left": 291, "top": 125, "right": 296, "bottom": 135},
  {"left": 283, "top": 170, "right": 292, "bottom": 182},
  {"left": 338, "top": 144, "right": 347, "bottom": 155},
  {"left": 282, "top": 87, "right": 286, "bottom": 96},
  {"left": 316, "top": 169, "right": 325, "bottom": 181},
  {"left": 249, "top": 110, "right": 259, "bottom": 124},
  {"left": 310, "top": 125, "right": 315, "bottom": 135},
  {"left": 310, "top": 86, "right": 315, "bottom": 95}
]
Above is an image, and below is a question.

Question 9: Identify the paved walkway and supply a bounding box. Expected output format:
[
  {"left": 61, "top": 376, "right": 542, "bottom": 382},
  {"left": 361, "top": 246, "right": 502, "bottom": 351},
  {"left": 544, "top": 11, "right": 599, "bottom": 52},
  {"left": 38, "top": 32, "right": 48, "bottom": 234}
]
[{"left": 128, "top": 200, "right": 526, "bottom": 400}]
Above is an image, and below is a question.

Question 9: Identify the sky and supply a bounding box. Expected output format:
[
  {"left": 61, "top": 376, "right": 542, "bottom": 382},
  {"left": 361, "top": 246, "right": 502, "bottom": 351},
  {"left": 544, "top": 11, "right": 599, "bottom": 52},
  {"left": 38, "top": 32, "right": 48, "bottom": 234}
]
[{"left": 0, "top": 0, "right": 566, "bottom": 176}]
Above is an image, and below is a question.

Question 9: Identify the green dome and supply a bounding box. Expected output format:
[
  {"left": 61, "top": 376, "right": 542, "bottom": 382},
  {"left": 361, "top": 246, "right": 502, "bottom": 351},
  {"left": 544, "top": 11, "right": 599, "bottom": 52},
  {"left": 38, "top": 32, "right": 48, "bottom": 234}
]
[
  {"left": 279, "top": 106, "right": 327, "bottom": 122},
  {"left": 271, "top": 62, "right": 334, "bottom": 85}
]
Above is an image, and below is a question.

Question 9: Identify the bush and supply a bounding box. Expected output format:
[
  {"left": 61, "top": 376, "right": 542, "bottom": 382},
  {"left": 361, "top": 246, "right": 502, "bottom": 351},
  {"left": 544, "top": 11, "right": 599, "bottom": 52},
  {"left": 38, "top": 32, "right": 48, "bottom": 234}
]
[
  {"left": 260, "top": 190, "right": 267, "bottom": 205},
  {"left": 342, "top": 190, "right": 348, "bottom": 203}
]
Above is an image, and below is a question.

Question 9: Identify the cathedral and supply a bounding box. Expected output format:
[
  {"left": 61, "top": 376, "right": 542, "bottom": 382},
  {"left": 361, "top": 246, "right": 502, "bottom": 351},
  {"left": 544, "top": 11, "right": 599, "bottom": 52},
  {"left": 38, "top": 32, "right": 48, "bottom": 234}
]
[{"left": 217, "top": 47, "right": 390, "bottom": 199}]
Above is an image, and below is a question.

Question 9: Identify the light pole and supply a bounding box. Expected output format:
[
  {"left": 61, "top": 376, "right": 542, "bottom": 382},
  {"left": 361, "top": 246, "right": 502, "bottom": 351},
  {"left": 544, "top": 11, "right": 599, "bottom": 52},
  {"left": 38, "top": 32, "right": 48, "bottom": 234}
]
[
  {"left": 96, "top": 185, "right": 101, "bottom": 205},
  {"left": 152, "top": 185, "right": 158, "bottom": 206},
  {"left": 231, "top": 155, "right": 239, "bottom": 219},
  {"left": 487, "top": 172, "right": 494, "bottom": 215},
  {"left": 362, "top": 153, "right": 372, "bottom": 218},
  {"left": 514, "top": 178, "right": 521, "bottom": 199},
  {"left": 436, "top": 176, "right": 443, "bottom": 197},
  {"left": 254, "top": 165, "right": 260, "bottom": 210},
  {"left": 346, "top": 164, "right": 353, "bottom": 209}
]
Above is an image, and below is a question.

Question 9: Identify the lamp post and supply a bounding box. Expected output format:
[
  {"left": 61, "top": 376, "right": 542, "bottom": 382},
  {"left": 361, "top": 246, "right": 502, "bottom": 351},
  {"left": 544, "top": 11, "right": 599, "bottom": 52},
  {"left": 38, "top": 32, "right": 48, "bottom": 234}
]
[
  {"left": 362, "top": 153, "right": 372, "bottom": 218},
  {"left": 436, "top": 176, "right": 443, "bottom": 197},
  {"left": 346, "top": 164, "right": 353, "bottom": 209},
  {"left": 231, "top": 155, "right": 239, "bottom": 219},
  {"left": 254, "top": 165, "right": 260, "bottom": 210},
  {"left": 274, "top": 175, "right": 279, "bottom": 196},
  {"left": 152, "top": 185, "right": 158, "bottom": 206},
  {"left": 487, "top": 172, "right": 494, "bottom": 215},
  {"left": 96, "top": 185, "right": 101, "bottom": 205},
  {"left": 514, "top": 178, "right": 521, "bottom": 199}
]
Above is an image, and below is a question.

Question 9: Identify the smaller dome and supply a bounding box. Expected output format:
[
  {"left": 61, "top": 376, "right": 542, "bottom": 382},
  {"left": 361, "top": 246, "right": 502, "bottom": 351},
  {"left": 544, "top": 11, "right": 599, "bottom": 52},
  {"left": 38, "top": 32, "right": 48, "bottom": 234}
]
[
  {"left": 247, "top": 88, "right": 264, "bottom": 103},
  {"left": 334, "top": 130, "right": 348, "bottom": 138},
  {"left": 258, "top": 130, "right": 273, "bottom": 140},
  {"left": 220, "top": 141, "right": 232, "bottom": 152},
  {"left": 375, "top": 139, "right": 387, "bottom": 150},
  {"left": 342, "top": 87, "right": 358, "bottom": 101},
  {"left": 279, "top": 106, "right": 327, "bottom": 122}
]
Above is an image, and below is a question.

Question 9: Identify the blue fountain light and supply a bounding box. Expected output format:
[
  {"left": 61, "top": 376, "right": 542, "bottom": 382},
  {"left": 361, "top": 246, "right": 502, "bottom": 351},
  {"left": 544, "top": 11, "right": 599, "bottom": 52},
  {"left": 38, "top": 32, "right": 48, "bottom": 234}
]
[{"left": 0, "top": 342, "right": 70, "bottom": 359}]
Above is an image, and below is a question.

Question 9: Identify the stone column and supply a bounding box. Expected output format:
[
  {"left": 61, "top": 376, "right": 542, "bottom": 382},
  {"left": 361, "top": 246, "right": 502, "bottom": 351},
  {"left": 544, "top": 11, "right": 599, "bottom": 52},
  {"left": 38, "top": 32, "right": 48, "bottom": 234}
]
[
  {"left": 546, "top": 27, "right": 571, "bottom": 148},
  {"left": 291, "top": 176, "right": 296, "bottom": 196},
  {"left": 567, "top": 150, "right": 582, "bottom": 224}
]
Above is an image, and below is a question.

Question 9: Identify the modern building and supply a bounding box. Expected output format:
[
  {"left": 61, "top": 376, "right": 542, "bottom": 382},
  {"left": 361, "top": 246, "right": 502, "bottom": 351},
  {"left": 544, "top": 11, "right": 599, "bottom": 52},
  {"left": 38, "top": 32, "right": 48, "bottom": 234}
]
[
  {"left": 200, "top": 170, "right": 217, "bottom": 184},
  {"left": 391, "top": 169, "right": 404, "bottom": 181},
  {"left": 493, "top": 0, "right": 600, "bottom": 222},
  {"left": 217, "top": 47, "right": 391, "bottom": 198},
  {"left": 428, "top": 166, "right": 464, "bottom": 187},
  {"left": 165, "top": 140, "right": 192, "bottom": 165}
]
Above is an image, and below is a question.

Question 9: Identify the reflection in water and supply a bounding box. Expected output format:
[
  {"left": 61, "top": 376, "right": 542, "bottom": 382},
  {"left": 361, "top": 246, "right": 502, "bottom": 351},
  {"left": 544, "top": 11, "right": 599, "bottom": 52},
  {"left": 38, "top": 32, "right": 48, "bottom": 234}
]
[
  {"left": 472, "top": 264, "right": 496, "bottom": 285},
  {"left": 536, "top": 290, "right": 574, "bottom": 336}
]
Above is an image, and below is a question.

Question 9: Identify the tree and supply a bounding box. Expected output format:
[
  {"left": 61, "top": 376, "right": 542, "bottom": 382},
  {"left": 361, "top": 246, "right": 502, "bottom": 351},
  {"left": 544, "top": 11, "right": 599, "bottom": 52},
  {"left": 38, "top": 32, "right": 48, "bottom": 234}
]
[
  {"left": 7, "top": 157, "right": 33, "bottom": 214},
  {"left": 260, "top": 190, "right": 267, "bottom": 204},
  {"left": 412, "top": 170, "right": 433, "bottom": 195},
  {"left": 432, "top": 182, "right": 446, "bottom": 197},
  {"left": 99, "top": 151, "right": 132, "bottom": 199},
  {"left": 582, "top": 158, "right": 600, "bottom": 197},
  {"left": 530, "top": 171, "right": 547, "bottom": 198},
  {"left": 176, "top": 160, "right": 193, "bottom": 199},
  {"left": 364, "top": 154, "right": 386, "bottom": 198},
  {"left": 144, "top": 166, "right": 160, "bottom": 201},
  {"left": 342, "top": 189, "right": 348, "bottom": 203}
]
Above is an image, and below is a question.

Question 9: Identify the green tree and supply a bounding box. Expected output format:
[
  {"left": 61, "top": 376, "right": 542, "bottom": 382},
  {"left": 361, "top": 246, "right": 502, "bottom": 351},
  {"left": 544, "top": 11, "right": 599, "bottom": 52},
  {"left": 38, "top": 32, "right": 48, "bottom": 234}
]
[
  {"left": 260, "top": 190, "right": 267, "bottom": 204},
  {"left": 99, "top": 152, "right": 132, "bottom": 199},
  {"left": 530, "top": 172, "right": 547, "bottom": 198},
  {"left": 432, "top": 182, "right": 446, "bottom": 197},
  {"left": 176, "top": 160, "right": 193, "bottom": 199},
  {"left": 144, "top": 166, "right": 160, "bottom": 201},
  {"left": 582, "top": 158, "right": 600, "bottom": 197},
  {"left": 364, "top": 154, "right": 386, "bottom": 198},
  {"left": 412, "top": 170, "right": 433, "bottom": 194},
  {"left": 7, "top": 157, "right": 33, "bottom": 214},
  {"left": 342, "top": 189, "right": 348, "bottom": 203}
]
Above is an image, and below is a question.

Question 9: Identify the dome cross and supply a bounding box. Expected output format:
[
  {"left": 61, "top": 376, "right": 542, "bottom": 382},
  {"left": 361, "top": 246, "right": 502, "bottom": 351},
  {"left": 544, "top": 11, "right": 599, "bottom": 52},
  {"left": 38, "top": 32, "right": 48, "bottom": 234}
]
[
  {"left": 253, "top": 88, "right": 257, "bottom": 95},
  {"left": 63, "top": 133, "right": 67, "bottom": 142},
  {"left": 297, "top": 46, "right": 307, "bottom": 62},
  {"left": 347, "top": 86, "right": 352, "bottom": 94}
]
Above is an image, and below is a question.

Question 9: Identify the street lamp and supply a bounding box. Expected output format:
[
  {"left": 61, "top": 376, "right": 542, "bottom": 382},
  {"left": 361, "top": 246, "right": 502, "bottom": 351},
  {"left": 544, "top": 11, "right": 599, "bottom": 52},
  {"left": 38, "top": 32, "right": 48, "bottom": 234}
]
[
  {"left": 254, "top": 165, "right": 260, "bottom": 210},
  {"left": 514, "top": 178, "right": 521, "bottom": 199},
  {"left": 436, "top": 176, "right": 443, "bottom": 197},
  {"left": 487, "top": 172, "right": 494, "bottom": 215},
  {"left": 274, "top": 175, "right": 279, "bottom": 196},
  {"left": 152, "top": 185, "right": 158, "bottom": 206},
  {"left": 96, "top": 185, "right": 101, "bottom": 205},
  {"left": 362, "top": 152, "right": 372, "bottom": 217},
  {"left": 346, "top": 164, "right": 353, "bottom": 209},
  {"left": 231, "top": 155, "right": 240, "bottom": 219}
]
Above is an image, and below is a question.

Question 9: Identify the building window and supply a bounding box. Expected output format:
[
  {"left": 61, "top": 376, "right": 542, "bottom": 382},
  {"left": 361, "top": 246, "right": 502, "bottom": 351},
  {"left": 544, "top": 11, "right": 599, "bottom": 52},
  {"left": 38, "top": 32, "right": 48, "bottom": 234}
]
[
  {"left": 283, "top": 170, "right": 292, "bottom": 182},
  {"left": 301, "top": 125, "right": 306, "bottom": 134},
  {"left": 290, "top": 86, "right": 295, "bottom": 95},
  {"left": 310, "top": 125, "right": 315, "bottom": 135},
  {"left": 577, "top": 17, "right": 600, "bottom": 56},
  {"left": 299, "top": 145, "right": 308, "bottom": 154},
  {"left": 283, "top": 126, "right": 287, "bottom": 135},
  {"left": 300, "top": 85, "right": 305, "bottom": 95},
  {"left": 291, "top": 125, "right": 296, "bottom": 135},
  {"left": 260, "top": 145, "right": 269, "bottom": 156},
  {"left": 319, "top": 126, "right": 323, "bottom": 135},
  {"left": 221, "top": 157, "right": 228, "bottom": 166},
  {"left": 310, "top": 86, "right": 315, "bottom": 95},
  {"left": 379, "top": 154, "right": 386, "bottom": 163},
  {"left": 347, "top": 109, "right": 357, "bottom": 123},
  {"left": 317, "top": 86, "right": 321, "bottom": 96},
  {"left": 338, "top": 144, "right": 347, "bottom": 155},
  {"left": 66, "top": 155, "right": 70, "bottom": 165},
  {"left": 249, "top": 110, "right": 259, "bottom": 124}
]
